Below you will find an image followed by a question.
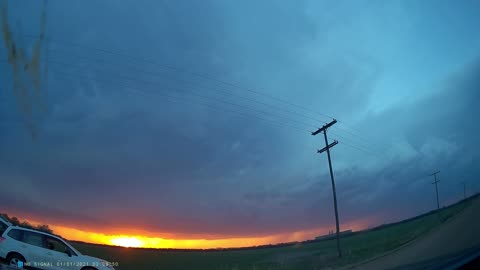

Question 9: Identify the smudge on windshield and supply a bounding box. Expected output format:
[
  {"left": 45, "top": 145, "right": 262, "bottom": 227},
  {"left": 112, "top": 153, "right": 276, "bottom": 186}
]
[{"left": 1, "top": 0, "right": 48, "bottom": 139}]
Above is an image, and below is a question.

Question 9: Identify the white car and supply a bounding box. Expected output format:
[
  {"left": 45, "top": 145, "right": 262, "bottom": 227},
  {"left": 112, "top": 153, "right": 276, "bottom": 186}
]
[{"left": 0, "top": 217, "right": 115, "bottom": 270}]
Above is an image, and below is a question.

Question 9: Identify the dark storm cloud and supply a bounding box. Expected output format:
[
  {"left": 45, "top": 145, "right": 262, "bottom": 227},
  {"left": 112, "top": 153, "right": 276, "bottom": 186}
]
[
  {"left": 334, "top": 58, "right": 480, "bottom": 222},
  {"left": 1, "top": 0, "right": 313, "bottom": 236},
  {"left": 1, "top": 0, "right": 480, "bottom": 239}
]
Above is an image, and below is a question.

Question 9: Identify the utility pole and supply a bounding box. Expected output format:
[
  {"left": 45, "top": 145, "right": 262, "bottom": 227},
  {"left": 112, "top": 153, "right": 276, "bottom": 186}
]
[
  {"left": 312, "top": 119, "right": 342, "bottom": 258},
  {"left": 430, "top": 171, "right": 440, "bottom": 210},
  {"left": 463, "top": 182, "right": 466, "bottom": 200}
]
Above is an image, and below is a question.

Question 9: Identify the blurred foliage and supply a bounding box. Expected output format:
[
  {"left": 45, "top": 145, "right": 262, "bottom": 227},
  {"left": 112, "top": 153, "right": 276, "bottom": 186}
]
[{"left": 0, "top": 212, "right": 54, "bottom": 234}]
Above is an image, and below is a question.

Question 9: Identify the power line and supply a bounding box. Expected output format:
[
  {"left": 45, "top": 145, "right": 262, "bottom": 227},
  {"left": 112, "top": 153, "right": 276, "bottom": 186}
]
[
  {"left": 46, "top": 64, "right": 318, "bottom": 131},
  {"left": 46, "top": 58, "right": 385, "bottom": 153},
  {"left": 46, "top": 68, "right": 311, "bottom": 134},
  {"left": 19, "top": 51, "right": 322, "bottom": 129},
  {"left": 5, "top": 38, "right": 380, "bottom": 148},
  {"left": 45, "top": 49, "right": 328, "bottom": 126},
  {"left": 21, "top": 35, "right": 372, "bottom": 132},
  {"left": 5, "top": 60, "right": 308, "bottom": 134},
  {"left": 25, "top": 35, "right": 328, "bottom": 115},
  {"left": 334, "top": 139, "right": 384, "bottom": 159},
  {"left": 47, "top": 48, "right": 383, "bottom": 147},
  {"left": 335, "top": 119, "right": 375, "bottom": 143},
  {"left": 330, "top": 131, "right": 383, "bottom": 157},
  {"left": 334, "top": 122, "right": 380, "bottom": 148},
  {"left": 2, "top": 56, "right": 382, "bottom": 152},
  {"left": 42, "top": 55, "right": 386, "bottom": 151},
  {"left": 7, "top": 34, "right": 387, "bottom": 150}
]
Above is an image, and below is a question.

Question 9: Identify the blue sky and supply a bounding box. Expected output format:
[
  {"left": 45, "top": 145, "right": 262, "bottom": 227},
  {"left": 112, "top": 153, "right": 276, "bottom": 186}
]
[{"left": 1, "top": 0, "right": 480, "bottom": 242}]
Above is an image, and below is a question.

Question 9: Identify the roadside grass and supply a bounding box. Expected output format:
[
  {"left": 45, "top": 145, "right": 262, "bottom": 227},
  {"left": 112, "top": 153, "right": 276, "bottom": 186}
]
[{"left": 72, "top": 196, "right": 475, "bottom": 270}]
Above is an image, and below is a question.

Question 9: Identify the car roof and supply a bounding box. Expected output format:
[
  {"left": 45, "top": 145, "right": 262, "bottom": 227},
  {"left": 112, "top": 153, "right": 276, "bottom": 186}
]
[{"left": 9, "top": 226, "right": 61, "bottom": 239}]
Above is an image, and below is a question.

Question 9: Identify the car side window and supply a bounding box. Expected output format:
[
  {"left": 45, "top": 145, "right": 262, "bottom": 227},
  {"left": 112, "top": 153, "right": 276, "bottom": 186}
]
[
  {"left": 7, "top": 229, "right": 23, "bottom": 241},
  {"left": 45, "top": 236, "right": 70, "bottom": 255},
  {"left": 0, "top": 222, "right": 8, "bottom": 236},
  {"left": 22, "top": 231, "right": 45, "bottom": 248}
]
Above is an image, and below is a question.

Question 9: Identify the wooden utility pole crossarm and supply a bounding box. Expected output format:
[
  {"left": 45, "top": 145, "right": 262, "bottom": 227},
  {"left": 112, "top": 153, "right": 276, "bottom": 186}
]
[
  {"left": 311, "top": 119, "right": 337, "bottom": 136},
  {"left": 318, "top": 140, "right": 338, "bottom": 153}
]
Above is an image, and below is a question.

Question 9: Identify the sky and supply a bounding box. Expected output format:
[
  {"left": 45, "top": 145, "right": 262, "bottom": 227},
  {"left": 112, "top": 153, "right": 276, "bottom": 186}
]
[{"left": 1, "top": 0, "right": 480, "bottom": 249}]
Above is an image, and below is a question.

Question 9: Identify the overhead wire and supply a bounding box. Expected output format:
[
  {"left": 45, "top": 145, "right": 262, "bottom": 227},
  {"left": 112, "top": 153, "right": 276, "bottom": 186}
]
[
  {"left": 1, "top": 50, "right": 388, "bottom": 160},
  {"left": 45, "top": 67, "right": 312, "bottom": 134},
  {"left": 22, "top": 34, "right": 374, "bottom": 138},
  {"left": 47, "top": 58, "right": 387, "bottom": 155},
  {"left": 47, "top": 47, "right": 329, "bottom": 127},
  {"left": 43, "top": 50, "right": 386, "bottom": 152},
  {"left": 1, "top": 53, "right": 383, "bottom": 155},
  {"left": 45, "top": 61, "right": 318, "bottom": 131},
  {"left": 2, "top": 32, "right": 386, "bottom": 155},
  {"left": 334, "top": 138, "right": 384, "bottom": 159}
]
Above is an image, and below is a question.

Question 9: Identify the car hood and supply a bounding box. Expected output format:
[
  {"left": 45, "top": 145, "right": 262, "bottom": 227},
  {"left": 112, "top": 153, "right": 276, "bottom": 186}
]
[{"left": 79, "top": 254, "right": 106, "bottom": 263}]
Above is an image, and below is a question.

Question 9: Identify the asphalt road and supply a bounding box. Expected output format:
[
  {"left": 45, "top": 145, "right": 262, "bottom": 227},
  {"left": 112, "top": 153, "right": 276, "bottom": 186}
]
[
  {"left": 0, "top": 264, "right": 18, "bottom": 270},
  {"left": 388, "top": 245, "right": 480, "bottom": 270},
  {"left": 351, "top": 196, "right": 480, "bottom": 270}
]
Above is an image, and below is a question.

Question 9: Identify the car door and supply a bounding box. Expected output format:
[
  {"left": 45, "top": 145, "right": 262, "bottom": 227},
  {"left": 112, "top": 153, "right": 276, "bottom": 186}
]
[
  {"left": 4, "top": 229, "right": 28, "bottom": 262},
  {"left": 44, "top": 236, "right": 79, "bottom": 270},
  {"left": 20, "top": 231, "right": 56, "bottom": 270}
]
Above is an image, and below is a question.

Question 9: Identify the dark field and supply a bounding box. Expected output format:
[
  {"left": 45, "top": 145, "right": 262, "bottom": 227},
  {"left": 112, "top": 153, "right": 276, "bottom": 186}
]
[{"left": 71, "top": 196, "right": 474, "bottom": 270}]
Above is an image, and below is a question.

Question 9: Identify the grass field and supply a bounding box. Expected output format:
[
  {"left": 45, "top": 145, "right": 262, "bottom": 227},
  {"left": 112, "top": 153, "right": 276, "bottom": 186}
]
[{"left": 72, "top": 196, "right": 475, "bottom": 270}]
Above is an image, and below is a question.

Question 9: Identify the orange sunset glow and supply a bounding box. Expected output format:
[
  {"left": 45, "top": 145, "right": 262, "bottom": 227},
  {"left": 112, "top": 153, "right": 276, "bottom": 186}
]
[
  {"left": 48, "top": 225, "right": 324, "bottom": 249},
  {"left": 21, "top": 218, "right": 373, "bottom": 249}
]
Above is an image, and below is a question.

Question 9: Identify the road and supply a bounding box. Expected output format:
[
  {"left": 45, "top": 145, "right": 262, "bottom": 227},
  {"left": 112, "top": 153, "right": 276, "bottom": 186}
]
[
  {"left": 350, "top": 196, "right": 480, "bottom": 269},
  {"left": 387, "top": 245, "right": 480, "bottom": 270},
  {"left": 0, "top": 264, "right": 18, "bottom": 270}
]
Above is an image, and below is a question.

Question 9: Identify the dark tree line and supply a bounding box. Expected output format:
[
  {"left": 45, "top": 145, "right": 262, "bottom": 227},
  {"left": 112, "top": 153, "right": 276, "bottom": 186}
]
[{"left": 0, "top": 213, "right": 53, "bottom": 234}]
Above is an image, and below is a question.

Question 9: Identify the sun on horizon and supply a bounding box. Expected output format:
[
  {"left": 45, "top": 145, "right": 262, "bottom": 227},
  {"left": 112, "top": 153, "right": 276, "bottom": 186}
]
[{"left": 110, "top": 237, "right": 144, "bottom": 248}]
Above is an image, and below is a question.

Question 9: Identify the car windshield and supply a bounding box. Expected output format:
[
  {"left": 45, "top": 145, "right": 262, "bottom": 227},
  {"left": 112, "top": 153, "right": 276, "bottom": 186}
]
[
  {"left": 65, "top": 240, "right": 81, "bottom": 256},
  {"left": 1, "top": 1, "right": 479, "bottom": 270}
]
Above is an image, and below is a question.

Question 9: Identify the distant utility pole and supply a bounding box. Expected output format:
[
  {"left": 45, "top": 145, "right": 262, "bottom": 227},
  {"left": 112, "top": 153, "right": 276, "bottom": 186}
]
[
  {"left": 430, "top": 171, "right": 440, "bottom": 210},
  {"left": 463, "top": 182, "right": 466, "bottom": 200},
  {"left": 312, "top": 119, "right": 342, "bottom": 258}
]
